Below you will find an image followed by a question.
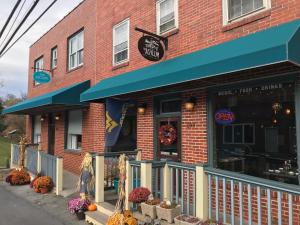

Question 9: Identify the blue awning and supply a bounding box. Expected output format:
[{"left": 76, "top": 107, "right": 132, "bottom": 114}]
[
  {"left": 81, "top": 19, "right": 300, "bottom": 102},
  {"left": 2, "top": 80, "right": 90, "bottom": 115}
]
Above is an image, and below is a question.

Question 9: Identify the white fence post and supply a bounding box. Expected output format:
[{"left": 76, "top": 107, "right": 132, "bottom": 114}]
[
  {"left": 95, "top": 154, "right": 104, "bottom": 203},
  {"left": 10, "top": 144, "right": 14, "bottom": 168},
  {"left": 37, "top": 150, "right": 41, "bottom": 173},
  {"left": 163, "top": 163, "right": 171, "bottom": 200},
  {"left": 196, "top": 165, "right": 208, "bottom": 220},
  {"left": 56, "top": 157, "right": 63, "bottom": 196},
  {"left": 141, "top": 161, "right": 152, "bottom": 191},
  {"left": 125, "top": 160, "right": 133, "bottom": 210}
]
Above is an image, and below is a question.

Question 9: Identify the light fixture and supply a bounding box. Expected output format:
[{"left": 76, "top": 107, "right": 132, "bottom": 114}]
[
  {"left": 137, "top": 104, "right": 147, "bottom": 114},
  {"left": 272, "top": 102, "right": 282, "bottom": 114},
  {"left": 40, "top": 115, "right": 45, "bottom": 122},
  {"left": 185, "top": 97, "right": 196, "bottom": 110},
  {"left": 285, "top": 108, "right": 291, "bottom": 115},
  {"left": 55, "top": 114, "right": 60, "bottom": 121}
]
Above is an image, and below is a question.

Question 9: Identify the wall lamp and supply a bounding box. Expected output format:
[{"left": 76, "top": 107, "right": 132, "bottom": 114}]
[
  {"left": 40, "top": 115, "right": 46, "bottom": 122},
  {"left": 137, "top": 103, "right": 147, "bottom": 114},
  {"left": 185, "top": 97, "right": 196, "bottom": 110},
  {"left": 55, "top": 114, "right": 61, "bottom": 121}
]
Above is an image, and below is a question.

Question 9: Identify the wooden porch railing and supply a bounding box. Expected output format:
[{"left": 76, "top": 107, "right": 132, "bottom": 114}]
[{"left": 205, "top": 167, "right": 300, "bottom": 225}]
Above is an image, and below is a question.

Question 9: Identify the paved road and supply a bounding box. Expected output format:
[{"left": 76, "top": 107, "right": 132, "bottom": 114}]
[{"left": 0, "top": 185, "right": 66, "bottom": 225}]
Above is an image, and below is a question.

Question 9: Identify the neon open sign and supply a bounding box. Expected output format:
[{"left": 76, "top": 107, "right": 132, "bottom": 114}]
[{"left": 215, "top": 109, "right": 235, "bottom": 125}]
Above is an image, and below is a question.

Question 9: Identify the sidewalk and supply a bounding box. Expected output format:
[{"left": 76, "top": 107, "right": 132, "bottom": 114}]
[{"left": 0, "top": 169, "right": 86, "bottom": 225}]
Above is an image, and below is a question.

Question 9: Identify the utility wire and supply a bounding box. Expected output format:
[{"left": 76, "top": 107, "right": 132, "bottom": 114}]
[
  {"left": 0, "top": 0, "right": 27, "bottom": 49},
  {"left": 0, "top": 0, "right": 40, "bottom": 56},
  {"left": 0, "top": 0, "right": 22, "bottom": 39},
  {"left": 0, "top": 0, "right": 58, "bottom": 58}
]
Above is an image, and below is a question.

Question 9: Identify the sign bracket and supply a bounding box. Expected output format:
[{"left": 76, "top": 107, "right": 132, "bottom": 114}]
[
  {"left": 135, "top": 27, "right": 168, "bottom": 50},
  {"left": 31, "top": 67, "right": 52, "bottom": 72}
]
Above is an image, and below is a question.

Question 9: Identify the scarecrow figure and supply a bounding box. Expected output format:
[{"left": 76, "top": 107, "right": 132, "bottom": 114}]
[{"left": 78, "top": 153, "right": 95, "bottom": 199}]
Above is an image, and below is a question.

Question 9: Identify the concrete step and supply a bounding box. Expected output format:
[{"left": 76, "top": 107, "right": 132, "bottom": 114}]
[
  {"left": 96, "top": 202, "right": 115, "bottom": 217},
  {"left": 85, "top": 211, "right": 109, "bottom": 225}
]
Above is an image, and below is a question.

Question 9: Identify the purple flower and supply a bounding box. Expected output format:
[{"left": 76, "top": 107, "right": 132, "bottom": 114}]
[{"left": 68, "top": 198, "right": 90, "bottom": 214}]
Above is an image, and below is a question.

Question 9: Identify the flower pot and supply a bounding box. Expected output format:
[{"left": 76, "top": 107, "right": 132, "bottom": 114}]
[
  {"left": 141, "top": 202, "right": 158, "bottom": 219},
  {"left": 40, "top": 188, "right": 49, "bottom": 194},
  {"left": 76, "top": 211, "right": 85, "bottom": 220},
  {"left": 174, "top": 215, "right": 201, "bottom": 225},
  {"left": 114, "top": 178, "right": 119, "bottom": 193},
  {"left": 156, "top": 205, "right": 181, "bottom": 223}
]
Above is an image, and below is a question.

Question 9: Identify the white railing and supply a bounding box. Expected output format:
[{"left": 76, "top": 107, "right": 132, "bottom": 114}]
[{"left": 205, "top": 167, "right": 300, "bottom": 225}]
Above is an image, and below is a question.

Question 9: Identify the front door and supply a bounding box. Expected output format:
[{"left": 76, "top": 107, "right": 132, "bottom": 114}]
[
  {"left": 48, "top": 113, "right": 55, "bottom": 155},
  {"left": 157, "top": 117, "right": 181, "bottom": 161}
]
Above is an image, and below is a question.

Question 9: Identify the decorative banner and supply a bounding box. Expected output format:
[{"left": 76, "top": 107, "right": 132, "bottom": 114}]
[
  {"left": 215, "top": 109, "right": 235, "bottom": 125},
  {"left": 33, "top": 71, "right": 51, "bottom": 84},
  {"left": 105, "top": 98, "right": 129, "bottom": 147},
  {"left": 138, "top": 35, "right": 164, "bottom": 61}
]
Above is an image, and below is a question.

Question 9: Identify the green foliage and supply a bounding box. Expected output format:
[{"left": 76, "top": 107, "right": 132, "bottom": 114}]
[
  {"left": 0, "top": 136, "right": 11, "bottom": 168},
  {"left": 0, "top": 100, "right": 7, "bottom": 134}
]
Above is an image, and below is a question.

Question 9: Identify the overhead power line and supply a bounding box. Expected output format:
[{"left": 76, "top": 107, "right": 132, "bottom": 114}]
[
  {"left": 0, "top": 0, "right": 22, "bottom": 39},
  {"left": 0, "top": 0, "right": 27, "bottom": 49},
  {"left": 0, "top": 0, "right": 40, "bottom": 56},
  {"left": 0, "top": 0, "right": 58, "bottom": 58}
]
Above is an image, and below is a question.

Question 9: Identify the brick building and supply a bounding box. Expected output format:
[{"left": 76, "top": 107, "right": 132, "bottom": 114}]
[{"left": 4, "top": 0, "right": 300, "bottom": 224}]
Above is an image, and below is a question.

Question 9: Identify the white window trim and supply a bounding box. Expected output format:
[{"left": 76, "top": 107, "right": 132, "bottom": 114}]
[
  {"left": 112, "top": 18, "right": 130, "bottom": 66},
  {"left": 156, "top": 0, "right": 179, "bottom": 35},
  {"left": 34, "top": 57, "right": 44, "bottom": 86},
  {"left": 68, "top": 30, "right": 84, "bottom": 70},
  {"left": 223, "top": 123, "right": 255, "bottom": 145},
  {"left": 51, "top": 47, "right": 57, "bottom": 69},
  {"left": 222, "top": 0, "right": 271, "bottom": 26}
]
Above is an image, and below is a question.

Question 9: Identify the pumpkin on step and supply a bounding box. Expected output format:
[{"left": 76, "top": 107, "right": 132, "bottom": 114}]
[{"left": 88, "top": 204, "right": 97, "bottom": 211}]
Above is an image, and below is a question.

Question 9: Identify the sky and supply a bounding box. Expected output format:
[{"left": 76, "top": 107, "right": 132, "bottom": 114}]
[{"left": 0, "top": 0, "right": 83, "bottom": 98}]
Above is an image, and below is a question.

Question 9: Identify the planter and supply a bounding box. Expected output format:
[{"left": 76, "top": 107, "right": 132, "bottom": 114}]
[
  {"left": 174, "top": 215, "right": 201, "bottom": 225},
  {"left": 156, "top": 205, "right": 181, "bottom": 223},
  {"left": 113, "top": 178, "right": 119, "bottom": 193},
  {"left": 141, "top": 202, "right": 159, "bottom": 219},
  {"left": 76, "top": 211, "right": 85, "bottom": 220}
]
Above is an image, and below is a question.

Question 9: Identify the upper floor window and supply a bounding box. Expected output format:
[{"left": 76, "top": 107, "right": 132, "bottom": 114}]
[
  {"left": 68, "top": 30, "right": 84, "bottom": 70},
  {"left": 113, "top": 19, "right": 129, "bottom": 65},
  {"left": 156, "top": 0, "right": 179, "bottom": 34},
  {"left": 223, "top": 0, "right": 271, "bottom": 24},
  {"left": 51, "top": 47, "right": 57, "bottom": 69},
  {"left": 34, "top": 57, "right": 43, "bottom": 86}
]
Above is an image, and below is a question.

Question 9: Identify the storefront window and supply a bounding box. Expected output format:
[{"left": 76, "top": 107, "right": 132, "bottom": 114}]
[
  {"left": 66, "top": 110, "right": 82, "bottom": 150},
  {"left": 212, "top": 82, "right": 298, "bottom": 185},
  {"left": 32, "top": 115, "right": 41, "bottom": 144}
]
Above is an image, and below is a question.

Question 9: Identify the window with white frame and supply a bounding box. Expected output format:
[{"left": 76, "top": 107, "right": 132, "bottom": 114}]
[
  {"left": 51, "top": 47, "right": 57, "bottom": 69},
  {"left": 33, "top": 115, "right": 41, "bottom": 144},
  {"left": 113, "top": 19, "right": 129, "bottom": 65},
  {"left": 66, "top": 110, "right": 82, "bottom": 150},
  {"left": 34, "top": 57, "right": 43, "bottom": 86},
  {"left": 156, "top": 0, "right": 178, "bottom": 34},
  {"left": 68, "top": 30, "right": 84, "bottom": 70},
  {"left": 223, "top": 0, "right": 271, "bottom": 24},
  {"left": 223, "top": 123, "right": 255, "bottom": 144}
]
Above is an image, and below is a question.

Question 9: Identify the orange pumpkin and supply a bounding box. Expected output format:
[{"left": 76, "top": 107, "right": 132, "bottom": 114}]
[{"left": 88, "top": 204, "right": 97, "bottom": 211}]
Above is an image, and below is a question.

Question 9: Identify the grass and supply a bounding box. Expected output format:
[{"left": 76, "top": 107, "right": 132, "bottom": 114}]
[{"left": 0, "top": 136, "right": 11, "bottom": 168}]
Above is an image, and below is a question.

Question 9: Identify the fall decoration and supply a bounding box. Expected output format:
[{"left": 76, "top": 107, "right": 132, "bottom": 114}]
[
  {"left": 141, "top": 194, "right": 160, "bottom": 219},
  {"left": 160, "top": 200, "right": 178, "bottom": 209},
  {"left": 30, "top": 173, "right": 42, "bottom": 188},
  {"left": 128, "top": 187, "right": 151, "bottom": 203},
  {"left": 32, "top": 176, "right": 54, "bottom": 194},
  {"left": 124, "top": 216, "right": 137, "bottom": 225},
  {"left": 123, "top": 210, "right": 133, "bottom": 219},
  {"left": 77, "top": 153, "right": 95, "bottom": 199},
  {"left": 159, "top": 124, "right": 177, "bottom": 145},
  {"left": 200, "top": 220, "right": 224, "bottom": 225},
  {"left": 88, "top": 204, "right": 97, "bottom": 211},
  {"left": 5, "top": 168, "right": 31, "bottom": 185},
  {"left": 174, "top": 215, "right": 201, "bottom": 225},
  {"left": 68, "top": 197, "right": 91, "bottom": 214},
  {"left": 19, "top": 136, "right": 28, "bottom": 168}
]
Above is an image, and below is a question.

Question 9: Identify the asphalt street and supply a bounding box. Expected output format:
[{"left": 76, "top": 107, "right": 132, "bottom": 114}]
[{"left": 0, "top": 185, "right": 66, "bottom": 225}]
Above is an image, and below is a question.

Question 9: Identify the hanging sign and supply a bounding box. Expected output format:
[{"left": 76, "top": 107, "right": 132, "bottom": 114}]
[
  {"left": 215, "top": 109, "right": 235, "bottom": 125},
  {"left": 33, "top": 71, "right": 51, "bottom": 84},
  {"left": 138, "top": 35, "right": 164, "bottom": 61}
]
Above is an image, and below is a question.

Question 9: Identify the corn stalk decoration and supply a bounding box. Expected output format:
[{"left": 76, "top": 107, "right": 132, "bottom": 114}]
[
  {"left": 115, "top": 154, "right": 126, "bottom": 212},
  {"left": 18, "top": 135, "right": 28, "bottom": 168}
]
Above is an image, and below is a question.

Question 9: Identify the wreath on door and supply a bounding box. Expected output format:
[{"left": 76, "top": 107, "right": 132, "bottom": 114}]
[{"left": 159, "top": 124, "right": 177, "bottom": 145}]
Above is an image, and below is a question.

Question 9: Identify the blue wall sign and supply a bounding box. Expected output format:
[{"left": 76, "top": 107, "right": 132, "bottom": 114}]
[
  {"left": 33, "top": 71, "right": 51, "bottom": 84},
  {"left": 215, "top": 109, "right": 235, "bottom": 125}
]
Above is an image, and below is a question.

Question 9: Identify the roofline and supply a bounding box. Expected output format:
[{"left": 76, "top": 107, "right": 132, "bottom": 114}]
[{"left": 30, "top": 0, "right": 86, "bottom": 48}]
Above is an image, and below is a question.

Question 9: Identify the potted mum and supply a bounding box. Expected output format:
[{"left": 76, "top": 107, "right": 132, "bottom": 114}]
[
  {"left": 141, "top": 194, "right": 160, "bottom": 219},
  {"left": 156, "top": 201, "right": 181, "bottom": 223},
  {"left": 175, "top": 215, "right": 201, "bottom": 225},
  {"left": 200, "top": 220, "right": 224, "bottom": 225},
  {"left": 5, "top": 168, "right": 31, "bottom": 185},
  {"left": 128, "top": 187, "right": 151, "bottom": 212},
  {"left": 68, "top": 197, "right": 90, "bottom": 220},
  {"left": 32, "top": 176, "right": 54, "bottom": 194}
]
